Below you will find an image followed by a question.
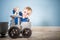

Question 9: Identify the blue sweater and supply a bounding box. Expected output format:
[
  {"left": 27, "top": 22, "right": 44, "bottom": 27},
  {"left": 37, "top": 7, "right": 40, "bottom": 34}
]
[{"left": 13, "top": 11, "right": 29, "bottom": 25}]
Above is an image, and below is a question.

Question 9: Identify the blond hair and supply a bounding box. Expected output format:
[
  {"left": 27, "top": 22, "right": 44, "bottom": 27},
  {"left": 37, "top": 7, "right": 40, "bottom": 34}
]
[{"left": 25, "top": 7, "right": 32, "bottom": 12}]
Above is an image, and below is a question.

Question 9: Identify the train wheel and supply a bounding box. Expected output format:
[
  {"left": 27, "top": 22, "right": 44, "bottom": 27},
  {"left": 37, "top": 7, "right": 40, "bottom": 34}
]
[
  {"left": 22, "top": 28, "right": 32, "bottom": 38},
  {"left": 8, "top": 27, "right": 20, "bottom": 38}
]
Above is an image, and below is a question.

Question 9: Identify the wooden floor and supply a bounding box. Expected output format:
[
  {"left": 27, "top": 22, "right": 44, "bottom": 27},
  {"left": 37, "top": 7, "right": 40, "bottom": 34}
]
[{"left": 0, "top": 26, "right": 60, "bottom": 40}]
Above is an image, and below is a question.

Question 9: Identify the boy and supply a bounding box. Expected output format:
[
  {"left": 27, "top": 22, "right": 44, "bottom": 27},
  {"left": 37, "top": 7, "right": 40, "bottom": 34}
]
[
  {"left": 12, "top": 7, "right": 32, "bottom": 24},
  {"left": 21, "top": 6, "right": 32, "bottom": 22}
]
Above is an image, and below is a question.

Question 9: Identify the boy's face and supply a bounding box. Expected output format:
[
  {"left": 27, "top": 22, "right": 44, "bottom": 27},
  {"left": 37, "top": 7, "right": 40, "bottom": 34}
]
[{"left": 23, "top": 8, "right": 32, "bottom": 16}]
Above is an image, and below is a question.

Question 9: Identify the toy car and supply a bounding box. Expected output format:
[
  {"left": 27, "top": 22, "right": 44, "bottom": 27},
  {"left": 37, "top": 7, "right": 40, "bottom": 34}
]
[{"left": 8, "top": 14, "right": 32, "bottom": 38}]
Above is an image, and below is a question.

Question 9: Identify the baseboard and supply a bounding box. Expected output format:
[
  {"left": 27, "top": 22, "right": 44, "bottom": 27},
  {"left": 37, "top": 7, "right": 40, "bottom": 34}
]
[{"left": 31, "top": 26, "right": 60, "bottom": 32}]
